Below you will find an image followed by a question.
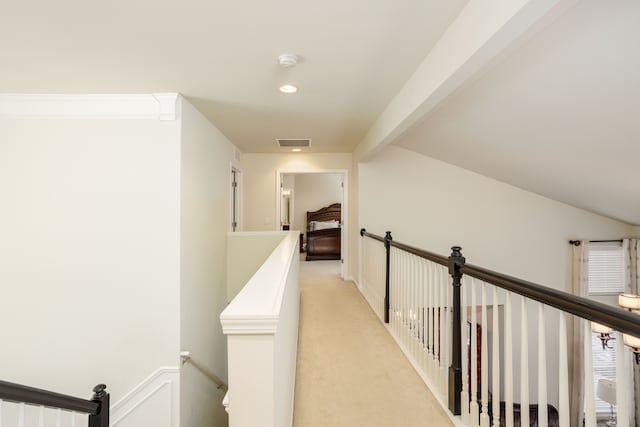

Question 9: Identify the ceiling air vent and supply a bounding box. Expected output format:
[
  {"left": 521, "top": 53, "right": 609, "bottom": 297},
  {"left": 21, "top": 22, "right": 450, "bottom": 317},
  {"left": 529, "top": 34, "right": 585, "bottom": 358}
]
[{"left": 277, "top": 138, "right": 311, "bottom": 148}]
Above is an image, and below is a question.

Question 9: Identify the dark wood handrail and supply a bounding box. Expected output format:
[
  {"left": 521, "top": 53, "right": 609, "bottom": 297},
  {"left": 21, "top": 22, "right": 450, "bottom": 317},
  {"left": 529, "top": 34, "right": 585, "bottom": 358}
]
[
  {"left": 462, "top": 263, "right": 640, "bottom": 337},
  {"left": 360, "top": 229, "right": 640, "bottom": 337},
  {"left": 360, "top": 229, "right": 385, "bottom": 243},
  {"left": 0, "top": 381, "right": 108, "bottom": 415},
  {"left": 362, "top": 229, "right": 449, "bottom": 266}
]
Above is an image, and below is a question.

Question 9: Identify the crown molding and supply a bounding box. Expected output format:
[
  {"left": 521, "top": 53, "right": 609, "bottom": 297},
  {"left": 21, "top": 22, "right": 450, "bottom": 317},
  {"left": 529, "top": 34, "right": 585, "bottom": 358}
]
[{"left": 0, "top": 93, "right": 180, "bottom": 120}]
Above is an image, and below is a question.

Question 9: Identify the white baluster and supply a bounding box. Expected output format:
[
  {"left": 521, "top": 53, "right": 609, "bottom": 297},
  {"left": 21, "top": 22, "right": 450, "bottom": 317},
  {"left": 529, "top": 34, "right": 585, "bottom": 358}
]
[
  {"left": 18, "top": 403, "right": 25, "bottom": 427},
  {"left": 418, "top": 259, "right": 427, "bottom": 372},
  {"left": 404, "top": 253, "right": 409, "bottom": 347},
  {"left": 446, "top": 265, "right": 452, "bottom": 399},
  {"left": 461, "top": 277, "right": 469, "bottom": 424},
  {"left": 396, "top": 250, "right": 400, "bottom": 334},
  {"left": 491, "top": 288, "right": 500, "bottom": 427},
  {"left": 432, "top": 263, "right": 438, "bottom": 378},
  {"left": 558, "top": 313, "right": 569, "bottom": 427},
  {"left": 520, "top": 297, "right": 529, "bottom": 427},
  {"left": 38, "top": 406, "right": 44, "bottom": 427},
  {"left": 436, "top": 266, "right": 442, "bottom": 390},
  {"left": 56, "top": 408, "right": 62, "bottom": 427},
  {"left": 420, "top": 260, "right": 427, "bottom": 370},
  {"left": 396, "top": 249, "right": 401, "bottom": 336},
  {"left": 426, "top": 262, "right": 432, "bottom": 375},
  {"left": 439, "top": 265, "right": 447, "bottom": 392},
  {"left": 72, "top": 412, "right": 77, "bottom": 427},
  {"left": 470, "top": 278, "right": 480, "bottom": 426},
  {"left": 407, "top": 254, "right": 412, "bottom": 350},
  {"left": 398, "top": 250, "right": 403, "bottom": 338},
  {"left": 479, "top": 282, "right": 490, "bottom": 427},
  {"left": 616, "top": 334, "right": 629, "bottom": 427},
  {"left": 391, "top": 249, "right": 396, "bottom": 333},
  {"left": 538, "top": 304, "right": 548, "bottom": 427},
  {"left": 505, "top": 291, "right": 513, "bottom": 427},
  {"left": 405, "top": 253, "right": 410, "bottom": 348},
  {"left": 398, "top": 250, "right": 402, "bottom": 339},
  {"left": 424, "top": 260, "right": 429, "bottom": 370},
  {"left": 0, "top": 399, "right": 3, "bottom": 427},
  {"left": 415, "top": 258, "right": 420, "bottom": 362},
  {"left": 583, "top": 321, "right": 596, "bottom": 427}
]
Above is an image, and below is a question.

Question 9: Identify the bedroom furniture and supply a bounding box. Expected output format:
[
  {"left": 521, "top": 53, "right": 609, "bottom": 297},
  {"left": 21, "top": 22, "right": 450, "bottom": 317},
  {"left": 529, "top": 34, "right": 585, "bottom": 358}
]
[{"left": 305, "top": 203, "right": 341, "bottom": 261}]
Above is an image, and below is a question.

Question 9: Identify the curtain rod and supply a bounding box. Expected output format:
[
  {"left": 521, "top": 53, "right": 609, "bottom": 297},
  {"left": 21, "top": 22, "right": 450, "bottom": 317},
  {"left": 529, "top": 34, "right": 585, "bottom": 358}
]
[{"left": 569, "top": 239, "right": 623, "bottom": 246}]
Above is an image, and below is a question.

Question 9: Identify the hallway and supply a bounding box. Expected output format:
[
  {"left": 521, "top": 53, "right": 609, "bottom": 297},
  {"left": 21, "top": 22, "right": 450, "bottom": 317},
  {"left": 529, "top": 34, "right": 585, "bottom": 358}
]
[{"left": 293, "top": 260, "right": 454, "bottom": 427}]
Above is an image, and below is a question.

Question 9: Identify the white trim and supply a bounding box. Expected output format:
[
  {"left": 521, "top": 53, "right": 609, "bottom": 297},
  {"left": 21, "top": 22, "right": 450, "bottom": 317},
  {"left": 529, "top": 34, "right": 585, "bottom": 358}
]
[
  {"left": 220, "top": 231, "right": 298, "bottom": 335},
  {"left": 383, "top": 322, "right": 465, "bottom": 427},
  {"left": 219, "top": 316, "right": 280, "bottom": 335},
  {"left": 111, "top": 366, "right": 180, "bottom": 427},
  {"left": 0, "top": 93, "right": 179, "bottom": 120}
]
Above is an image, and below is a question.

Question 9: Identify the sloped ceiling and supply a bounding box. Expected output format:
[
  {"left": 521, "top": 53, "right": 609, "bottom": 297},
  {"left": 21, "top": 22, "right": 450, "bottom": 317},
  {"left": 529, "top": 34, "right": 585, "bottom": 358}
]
[{"left": 395, "top": 0, "right": 640, "bottom": 225}]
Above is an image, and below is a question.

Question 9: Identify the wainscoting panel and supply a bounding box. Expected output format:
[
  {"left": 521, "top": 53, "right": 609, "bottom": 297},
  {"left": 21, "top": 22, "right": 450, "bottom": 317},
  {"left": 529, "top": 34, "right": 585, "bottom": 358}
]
[{"left": 110, "top": 367, "right": 180, "bottom": 427}]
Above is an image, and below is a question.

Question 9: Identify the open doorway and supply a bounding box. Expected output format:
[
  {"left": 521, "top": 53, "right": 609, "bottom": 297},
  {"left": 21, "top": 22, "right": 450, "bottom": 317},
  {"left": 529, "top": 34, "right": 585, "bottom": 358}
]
[{"left": 276, "top": 170, "right": 348, "bottom": 279}]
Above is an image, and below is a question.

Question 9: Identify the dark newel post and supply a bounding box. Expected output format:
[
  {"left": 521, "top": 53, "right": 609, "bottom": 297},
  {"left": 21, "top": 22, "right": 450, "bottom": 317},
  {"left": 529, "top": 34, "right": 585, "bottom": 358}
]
[
  {"left": 384, "top": 231, "right": 392, "bottom": 324},
  {"left": 448, "top": 246, "right": 465, "bottom": 415},
  {"left": 88, "top": 384, "right": 109, "bottom": 427}
]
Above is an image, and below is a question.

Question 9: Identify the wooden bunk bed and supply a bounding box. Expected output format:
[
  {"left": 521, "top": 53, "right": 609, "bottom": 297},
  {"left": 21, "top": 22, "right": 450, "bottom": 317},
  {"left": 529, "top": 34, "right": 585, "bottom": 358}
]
[{"left": 305, "top": 203, "right": 341, "bottom": 261}]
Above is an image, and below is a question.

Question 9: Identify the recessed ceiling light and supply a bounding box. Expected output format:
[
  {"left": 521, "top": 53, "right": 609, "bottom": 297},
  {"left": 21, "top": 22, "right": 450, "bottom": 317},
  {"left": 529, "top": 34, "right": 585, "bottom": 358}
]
[
  {"left": 279, "top": 84, "right": 298, "bottom": 94},
  {"left": 291, "top": 148, "right": 302, "bottom": 152}
]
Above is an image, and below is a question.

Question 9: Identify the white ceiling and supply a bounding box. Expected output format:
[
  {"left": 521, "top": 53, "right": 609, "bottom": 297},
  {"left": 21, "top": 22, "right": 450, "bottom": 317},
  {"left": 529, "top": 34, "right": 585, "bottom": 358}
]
[
  {"left": 394, "top": 0, "right": 640, "bottom": 225},
  {"left": 0, "top": 0, "right": 467, "bottom": 153},
  {"left": 3, "top": 0, "right": 639, "bottom": 225}
]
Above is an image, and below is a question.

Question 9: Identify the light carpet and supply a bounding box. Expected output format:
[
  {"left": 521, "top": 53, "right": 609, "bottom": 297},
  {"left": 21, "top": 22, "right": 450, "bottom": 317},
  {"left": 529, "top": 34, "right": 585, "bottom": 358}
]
[{"left": 293, "top": 260, "right": 454, "bottom": 427}]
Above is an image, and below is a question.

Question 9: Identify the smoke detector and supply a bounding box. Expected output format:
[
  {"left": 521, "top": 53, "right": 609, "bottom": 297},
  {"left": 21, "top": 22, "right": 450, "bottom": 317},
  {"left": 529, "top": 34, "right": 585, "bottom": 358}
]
[{"left": 278, "top": 53, "right": 298, "bottom": 68}]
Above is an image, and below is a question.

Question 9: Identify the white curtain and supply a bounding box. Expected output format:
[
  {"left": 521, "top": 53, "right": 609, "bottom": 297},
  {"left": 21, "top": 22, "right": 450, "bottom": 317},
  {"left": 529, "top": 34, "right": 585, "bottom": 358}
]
[
  {"left": 571, "top": 241, "right": 589, "bottom": 427},
  {"left": 623, "top": 238, "right": 639, "bottom": 427}
]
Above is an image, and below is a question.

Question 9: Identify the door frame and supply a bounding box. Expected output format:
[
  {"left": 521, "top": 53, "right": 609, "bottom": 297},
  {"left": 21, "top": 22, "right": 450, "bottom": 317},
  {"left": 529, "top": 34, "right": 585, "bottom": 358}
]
[{"left": 275, "top": 169, "right": 349, "bottom": 280}]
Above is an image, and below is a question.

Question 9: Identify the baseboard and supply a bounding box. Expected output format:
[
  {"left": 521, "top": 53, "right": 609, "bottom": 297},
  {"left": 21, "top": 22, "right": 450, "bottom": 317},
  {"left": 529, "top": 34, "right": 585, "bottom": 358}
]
[
  {"left": 383, "top": 325, "right": 465, "bottom": 427},
  {"left": 356, "top": 287, "right": 464, "bottom": 427},
  {"left": 111, "top": 367, "right": 180, "bottom": 427}
]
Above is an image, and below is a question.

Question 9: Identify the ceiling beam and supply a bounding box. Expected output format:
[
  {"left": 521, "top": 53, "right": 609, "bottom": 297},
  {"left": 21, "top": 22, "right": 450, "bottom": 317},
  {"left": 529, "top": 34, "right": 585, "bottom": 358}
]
[{"left": 354, "top": 0, "right": 578, "bottom": 162}]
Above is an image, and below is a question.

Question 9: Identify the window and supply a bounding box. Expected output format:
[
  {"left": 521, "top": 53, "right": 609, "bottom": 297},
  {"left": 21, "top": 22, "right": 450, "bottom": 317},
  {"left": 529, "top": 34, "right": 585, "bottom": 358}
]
[
  {"left": 587, "top": 243, "right": 624, "bottom": 415},
  {"left": 588, "top": 244, "right": 624, "bottom": 295}
]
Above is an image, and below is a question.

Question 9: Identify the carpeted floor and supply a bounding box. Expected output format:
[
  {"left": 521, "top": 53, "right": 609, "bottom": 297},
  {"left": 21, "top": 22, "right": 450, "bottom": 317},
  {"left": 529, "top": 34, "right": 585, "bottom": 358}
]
[{"left": 293, "top": 259, "right": 454, "bottom": 427}]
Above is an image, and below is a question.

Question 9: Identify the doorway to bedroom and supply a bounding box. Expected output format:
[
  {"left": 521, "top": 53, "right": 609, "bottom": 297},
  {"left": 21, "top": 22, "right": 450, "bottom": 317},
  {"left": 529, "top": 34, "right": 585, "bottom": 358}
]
[{"left": 276, "top": 170, "right": 347, "bottom": 279}]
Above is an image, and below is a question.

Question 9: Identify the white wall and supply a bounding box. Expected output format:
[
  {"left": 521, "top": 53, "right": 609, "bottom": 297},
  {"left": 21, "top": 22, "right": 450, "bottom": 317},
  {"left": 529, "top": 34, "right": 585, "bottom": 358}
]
[
  {"left": 242, "top": 153, "right": 355, "bottom": 277},
  {"left": 0, "top": 117, "right": 181, "bottom": 403},
  {"left": 287, "top": 173, "right": 342, "bottom": 236},
  {"left": 227, "top": 232, "right": 285, "bottom": 301},
  {"left": 359, "top": 145, "right": 633, "bottom": 289},
  {"left": 180, "top": 98, "right": 241, "bottom": 427}
]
